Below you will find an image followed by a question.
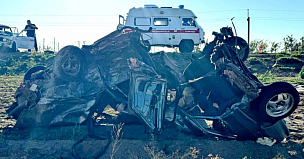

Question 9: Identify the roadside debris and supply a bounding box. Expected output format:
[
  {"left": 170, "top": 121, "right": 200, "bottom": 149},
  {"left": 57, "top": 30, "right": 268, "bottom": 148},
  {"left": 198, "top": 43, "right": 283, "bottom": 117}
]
[{"left": 256, "top": 137, "right": 277, "bottom": 146}]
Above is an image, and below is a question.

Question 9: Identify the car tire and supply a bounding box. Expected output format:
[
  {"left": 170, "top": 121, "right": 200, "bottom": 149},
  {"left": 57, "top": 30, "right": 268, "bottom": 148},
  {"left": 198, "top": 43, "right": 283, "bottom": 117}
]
[
  {"left": 11, "top": 42, "right": 17, "bottom": 52},
  {"left": 53, "top": 46, "right": 87, "bottom": 81},
  {"left": 179, "top": 40, "right": 194, "bottom": 53},
  {"left": 224, "top": 36, "right": 249, "bottom": 61},
  {"left": 251, "top": 82, "right": 299, "bottom": 123},
  {"left": 23, "top": 66, "right": 46, "bottom": 81}
]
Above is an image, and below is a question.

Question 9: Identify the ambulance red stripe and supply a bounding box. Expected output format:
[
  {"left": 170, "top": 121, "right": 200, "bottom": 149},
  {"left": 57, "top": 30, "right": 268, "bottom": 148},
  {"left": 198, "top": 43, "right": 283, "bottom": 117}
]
[{"left": 124, "top": 29, "right": 199, "bottom": 33}]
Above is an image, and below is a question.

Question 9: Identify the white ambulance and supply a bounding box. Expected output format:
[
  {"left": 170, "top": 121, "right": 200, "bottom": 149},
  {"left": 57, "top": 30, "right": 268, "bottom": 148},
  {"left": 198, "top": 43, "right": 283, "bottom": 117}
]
[{"left": 117, "top": 5, "right": 205, "bottom": 53}]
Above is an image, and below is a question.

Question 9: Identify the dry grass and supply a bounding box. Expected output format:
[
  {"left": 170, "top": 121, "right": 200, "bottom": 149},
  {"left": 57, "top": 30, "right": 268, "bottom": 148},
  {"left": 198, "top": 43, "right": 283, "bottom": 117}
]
[
  {"left": 110, "top": 123, "right": 124, "bottom": 159},
  {"left": 143, "top": 134, "right": 223, "bottom": 159},
  {"left": 0, "top": 75, "right": 23, "bottom": 105}
]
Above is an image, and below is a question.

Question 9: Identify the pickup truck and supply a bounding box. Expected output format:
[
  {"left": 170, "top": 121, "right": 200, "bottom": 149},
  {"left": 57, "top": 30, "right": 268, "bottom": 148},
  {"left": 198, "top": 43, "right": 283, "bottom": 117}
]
[{"left": 0, "top": 24, "right": 35, "bottom": 52}]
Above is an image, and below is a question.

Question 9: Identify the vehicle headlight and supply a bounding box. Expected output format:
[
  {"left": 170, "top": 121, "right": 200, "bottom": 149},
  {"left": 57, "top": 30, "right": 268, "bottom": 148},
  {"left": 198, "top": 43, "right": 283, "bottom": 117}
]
[{"left": 4, "top": 39, "right": 12, "bottom": 44}]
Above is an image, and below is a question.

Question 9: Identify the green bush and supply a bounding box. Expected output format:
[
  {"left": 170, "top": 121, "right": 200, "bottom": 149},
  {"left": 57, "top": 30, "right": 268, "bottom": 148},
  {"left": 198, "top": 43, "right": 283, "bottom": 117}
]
[
  {"left": 273, "top": 57, "right": 303, "bottom": 69},
  {"left": 277, "top": 56, "right": 302, "bottom": 62},
  {"left": 257, "top": 71, "right": 276, "bottom": 83},
  {"left": 299, "top": 66, "right": 304, "bottom": 79},
  {"left": 0, "top": 54, "right": 54, "bottom": 75},
  {"left": 247, "top": 57, "right": 260, "bottom": 65},
  {"left": 279, "top": 51, "right": 288, "bottom": 54}
]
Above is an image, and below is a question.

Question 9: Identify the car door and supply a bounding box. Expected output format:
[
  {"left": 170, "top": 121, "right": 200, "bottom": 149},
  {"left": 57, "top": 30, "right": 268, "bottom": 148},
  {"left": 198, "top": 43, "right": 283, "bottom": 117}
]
[
  {"left": 180, "top": 17, "right": 200, "bottom": 44},
  {"left": 16, "top": 36, "right": 35, "bottom": 49},
  {"left": 151, "top": 17, "right": 170, "bottom": 45}
]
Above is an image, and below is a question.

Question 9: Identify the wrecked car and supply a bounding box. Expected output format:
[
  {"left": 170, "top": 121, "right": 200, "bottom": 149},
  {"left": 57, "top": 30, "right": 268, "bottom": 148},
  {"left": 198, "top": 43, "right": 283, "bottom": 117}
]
[{"left": 7, "top": 26, "right": 299, "bottom": 142}]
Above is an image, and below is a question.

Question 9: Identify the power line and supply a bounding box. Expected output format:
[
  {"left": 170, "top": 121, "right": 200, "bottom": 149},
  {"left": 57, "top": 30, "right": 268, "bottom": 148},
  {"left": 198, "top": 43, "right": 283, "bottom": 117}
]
[
  {"left": 251, "top": 17, "right": 304, "bottom": 21},
  {"left": 199, "top": 17, "right": 304, "bottom": 22},
  {"left": 196, "top": 9, "right": 304, "bottom": 13},
  {"left": 250, "top": 9, "right": 304, "bottom": 12},
  {"left": 1, "top": 9, "right": 303, "bottom": 17},
  {"left": 195, "top": 9, "right": 247, "bottom": 13},
  {"left": 0, "top": 14, "right": 117, "bottom": 17}
]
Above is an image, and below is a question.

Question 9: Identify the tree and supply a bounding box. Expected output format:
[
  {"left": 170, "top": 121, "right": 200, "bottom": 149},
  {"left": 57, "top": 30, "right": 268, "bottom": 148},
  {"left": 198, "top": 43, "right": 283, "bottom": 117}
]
[
  {"left": 249, "top": 39, "right": 268, "bottom": 53},
  {"left": 283, "top": 35, "right": 297, "bottom": 52},
  {"left": 270, "top": 42, "right": 281, "bottom": 53},
  {"left": 249, "top": 39, "right": 259, "bottom": 53},
  {"left": 260, "top": 40, "right": 268, "bottom": 52},
  {"left": 300, "top": 36, "right": 304, "bottom": 52}
]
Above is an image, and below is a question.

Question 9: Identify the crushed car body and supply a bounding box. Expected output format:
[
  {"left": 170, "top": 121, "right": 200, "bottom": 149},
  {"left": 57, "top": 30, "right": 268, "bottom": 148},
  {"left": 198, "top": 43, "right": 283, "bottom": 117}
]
[{"left": 7, "top": 26, "right": 299, "bottom": 142}]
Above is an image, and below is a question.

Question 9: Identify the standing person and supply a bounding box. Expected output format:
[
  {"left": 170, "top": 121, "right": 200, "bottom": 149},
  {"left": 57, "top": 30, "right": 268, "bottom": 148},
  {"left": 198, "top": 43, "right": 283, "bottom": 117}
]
[{"left": 24, "top": 20, "right": 38, "bottom": 52}]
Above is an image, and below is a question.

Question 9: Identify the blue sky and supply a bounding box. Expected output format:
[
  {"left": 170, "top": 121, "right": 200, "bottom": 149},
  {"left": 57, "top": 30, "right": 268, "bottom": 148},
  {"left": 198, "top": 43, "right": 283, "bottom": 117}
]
[{"left": 1, "top": 0, "right": 303, "bottom": 51}]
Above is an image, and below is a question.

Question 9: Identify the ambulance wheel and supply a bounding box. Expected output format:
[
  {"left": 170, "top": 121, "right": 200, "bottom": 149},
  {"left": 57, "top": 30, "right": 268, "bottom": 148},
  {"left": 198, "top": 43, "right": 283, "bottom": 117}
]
[
  {"left": 179, "top": 40, "right": 194, "bottom": 53},
  {"left": 53, "top": 46, "right": 87, "bottom": 81},
  {"left": 251, "top": 82, "right": 299, "bottom": 123}
]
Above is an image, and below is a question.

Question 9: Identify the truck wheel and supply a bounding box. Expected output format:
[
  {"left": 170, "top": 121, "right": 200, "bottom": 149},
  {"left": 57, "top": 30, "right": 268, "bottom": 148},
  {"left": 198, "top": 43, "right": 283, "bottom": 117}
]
[
  {"left": 224, "top": 36, "right": 249, "bottom": 61},
  {"left": 179, "top": 40, "right": 194, "bottom": 53},
  {"left": 251, "top": 82, "right": 299, "bottom": 123},
  {"left": 53, "top": 46, "right": 87, "bottom": 81},
  {"left": 11, "top": 42, "right": 17, "bottom": 52}
]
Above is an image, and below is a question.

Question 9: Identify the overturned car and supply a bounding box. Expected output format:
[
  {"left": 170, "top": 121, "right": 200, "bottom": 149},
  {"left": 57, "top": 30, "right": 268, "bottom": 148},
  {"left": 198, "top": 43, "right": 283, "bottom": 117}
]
[{"left": 7, "top": 26, "right": 299, "bottom": 142}]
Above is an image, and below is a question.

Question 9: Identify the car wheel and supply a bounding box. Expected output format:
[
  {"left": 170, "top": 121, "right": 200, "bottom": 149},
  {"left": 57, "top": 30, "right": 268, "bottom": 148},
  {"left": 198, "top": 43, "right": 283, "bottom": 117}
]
[
  {"left": 53, "top": 46, "right": 87, "bottom": 81},
  {"left": 24, "top": 66, "right": 46, "bottom": 81},
  {"left": 179, "top": 40, "right": 194, "bottom": 53},
  {"left": 251, "top": 82, "right": 299, "bottom": 123},
  {"left": 11, "top": 42, "right": 17, "bottom": 52},
  {"left": 224, "top": 36, "right": 249, "bottom": 61}
]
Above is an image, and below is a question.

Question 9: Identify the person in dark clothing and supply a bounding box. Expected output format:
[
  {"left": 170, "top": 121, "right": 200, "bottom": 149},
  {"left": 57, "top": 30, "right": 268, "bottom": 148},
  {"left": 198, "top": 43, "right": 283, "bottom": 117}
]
[{"left": 24, "top": 20, "right": 38, "bottom": 52}]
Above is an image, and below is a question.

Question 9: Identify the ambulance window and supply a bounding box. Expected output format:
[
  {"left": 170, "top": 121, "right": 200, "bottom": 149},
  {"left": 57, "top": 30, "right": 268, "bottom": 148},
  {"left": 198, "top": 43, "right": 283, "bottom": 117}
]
[
  {"left": 134, "top": 18, "right": 151, "bottom": 26},
  {"left": 153, "top": 18, "right": 168, "bottom": 26},
  {"left": 182, "top": 18, "right": 195, "bottom": 26}
]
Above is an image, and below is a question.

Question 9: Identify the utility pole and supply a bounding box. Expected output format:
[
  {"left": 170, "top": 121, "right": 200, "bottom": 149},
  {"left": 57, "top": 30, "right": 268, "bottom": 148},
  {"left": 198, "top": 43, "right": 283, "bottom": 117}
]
[
  {"left": 247, "top": 9, "right": 250, "bottom": 46},
  {"left": 43, "top": 38, "right": 45, "bottom": 51},
  {"left": 54, "top": 37, "right": 56, "bottom": 52}
]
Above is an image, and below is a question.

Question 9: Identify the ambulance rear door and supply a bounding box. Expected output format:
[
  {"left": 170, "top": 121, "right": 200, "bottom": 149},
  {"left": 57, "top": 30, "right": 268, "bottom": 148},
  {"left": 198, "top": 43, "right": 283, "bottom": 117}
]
[{"left": 151, "top": 17, "right": 170, "bottom": 45}]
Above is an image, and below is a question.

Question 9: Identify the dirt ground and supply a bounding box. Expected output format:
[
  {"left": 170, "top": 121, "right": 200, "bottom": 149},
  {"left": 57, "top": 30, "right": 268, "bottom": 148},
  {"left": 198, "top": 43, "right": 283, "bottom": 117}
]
[{"left": 0, "top": 52, "right": 303, "bottom": 159}]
